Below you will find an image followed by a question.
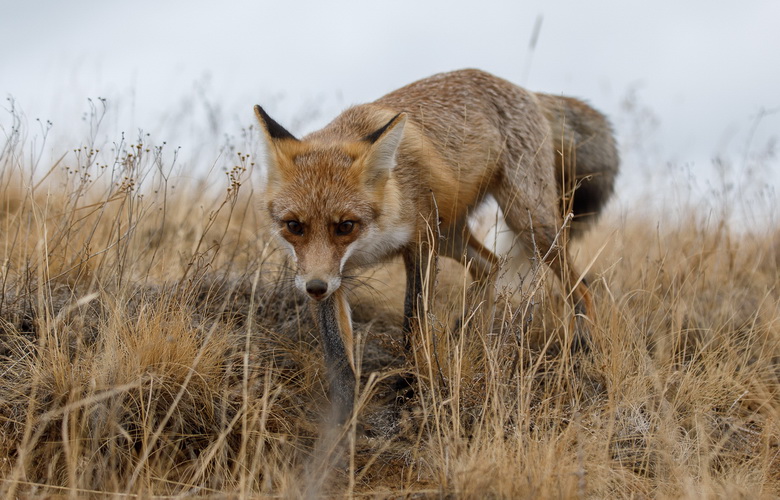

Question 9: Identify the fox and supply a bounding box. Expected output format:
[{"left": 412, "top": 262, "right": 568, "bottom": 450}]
[{"left": 255, "top": 68, "right": 619, "bottom": 423}]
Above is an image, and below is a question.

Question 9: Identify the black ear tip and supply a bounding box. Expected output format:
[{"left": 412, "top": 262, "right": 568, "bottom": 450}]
[
  {"left": 254, "top": 105, "right": 270, "bottom": 122},
  {"left": 362, "top": 112, "right": 405, "bottom": 144},
  {"left": 254, "top": 105, "right": 298, "bottom": 141}
]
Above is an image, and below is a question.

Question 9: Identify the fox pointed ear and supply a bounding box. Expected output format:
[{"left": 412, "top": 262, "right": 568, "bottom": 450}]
[
  {"left": 255, "top": 105, "right": 297, "bottom": 188},
  {"left": 362, "top": 113, "right": 407, "bottom": 186},
  {"left": 254, "top": 105, "right": 298, "bottom": 141}
]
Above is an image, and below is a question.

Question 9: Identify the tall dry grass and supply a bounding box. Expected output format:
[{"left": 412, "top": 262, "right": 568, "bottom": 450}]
[{"left": 0, "top": 97, "right": 778, "bottom": 499}]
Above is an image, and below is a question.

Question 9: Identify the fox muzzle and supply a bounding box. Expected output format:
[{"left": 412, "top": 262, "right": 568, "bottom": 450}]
[{"left": 305, "top": 279, "right": 329, "bottom": 300}]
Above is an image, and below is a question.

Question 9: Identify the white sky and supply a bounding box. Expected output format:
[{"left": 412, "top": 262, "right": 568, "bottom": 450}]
[{"left": 1, "top": 0, "right": 778, "bottom": 212}]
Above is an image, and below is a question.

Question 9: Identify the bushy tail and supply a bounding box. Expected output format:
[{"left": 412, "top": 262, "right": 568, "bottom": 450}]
[{"left": 535, "top": 93, "right": 619, "bottom": 238}]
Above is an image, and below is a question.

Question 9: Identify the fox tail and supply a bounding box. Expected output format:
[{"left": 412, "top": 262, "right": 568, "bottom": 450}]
[{"left": 536, "top": 93, "right": 620, "bottom": 238}]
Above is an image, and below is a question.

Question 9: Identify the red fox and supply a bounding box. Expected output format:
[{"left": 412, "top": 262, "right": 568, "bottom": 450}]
[{"left": 255, "top": 69, "right": 618, "bottom": 423}]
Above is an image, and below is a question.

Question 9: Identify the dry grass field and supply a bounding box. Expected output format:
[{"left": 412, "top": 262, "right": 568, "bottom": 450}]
[{"left": 1, "top": 100, "right": 778, "bottom": 499}]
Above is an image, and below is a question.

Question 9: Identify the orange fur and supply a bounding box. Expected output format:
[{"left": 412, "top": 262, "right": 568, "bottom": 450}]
[{"left": 255, "top": 69, "right": 619, "bottom": 421}]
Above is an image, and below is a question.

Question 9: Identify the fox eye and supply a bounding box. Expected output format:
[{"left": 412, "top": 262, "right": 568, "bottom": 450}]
[
  {"left": 335, "top": 221, "right": 355, "bottom": 236},
  {"left": 285, "top": 220, "right": 303, "bottom": 235}
]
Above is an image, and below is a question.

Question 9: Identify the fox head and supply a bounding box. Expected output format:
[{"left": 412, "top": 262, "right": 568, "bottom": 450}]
[{"left": 255, "top": 105, "right": 409, "bottom": 301}]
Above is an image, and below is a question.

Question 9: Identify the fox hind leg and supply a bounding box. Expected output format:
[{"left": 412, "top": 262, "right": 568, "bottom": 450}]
[
  {"left": 492, "top": 183, "right": 593, "bottom": 353},
  {"left": 539, "top": 241, "right": 594, "bottom": 353}
]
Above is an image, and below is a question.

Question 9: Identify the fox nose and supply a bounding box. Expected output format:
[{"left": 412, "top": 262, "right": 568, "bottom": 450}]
[{"left": 305, "top": 279, "right": 328, "bottom": 299}]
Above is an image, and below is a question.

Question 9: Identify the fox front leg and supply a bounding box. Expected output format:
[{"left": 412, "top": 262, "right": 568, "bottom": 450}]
[
  {"left": 402, "top": 251, "right": 422, "bottom": 351},
  {"left": 315, "top": 290, "right": 356, "bottom": 424},
  {"left": 402, "top": 243, "right": 435, "bottom": 351}
]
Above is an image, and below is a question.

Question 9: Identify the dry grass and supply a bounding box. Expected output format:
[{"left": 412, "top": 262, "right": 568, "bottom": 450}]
[{"left": 1, "top": 101, "right": 778, "bottom": 499}]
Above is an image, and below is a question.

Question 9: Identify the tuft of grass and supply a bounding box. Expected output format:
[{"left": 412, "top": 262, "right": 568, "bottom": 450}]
[{"left": 1, "top": 99, "right": 778, "bottom": 498}]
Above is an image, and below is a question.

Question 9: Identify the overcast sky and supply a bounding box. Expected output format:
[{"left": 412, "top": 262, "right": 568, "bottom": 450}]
[{"left": 1, "top": 0, "right": 778, "bottom": 207}]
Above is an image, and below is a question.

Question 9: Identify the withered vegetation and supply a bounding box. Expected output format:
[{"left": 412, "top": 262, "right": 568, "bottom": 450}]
[{"left": 1, "top": 100, "right": 778, "bottom": 498}]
